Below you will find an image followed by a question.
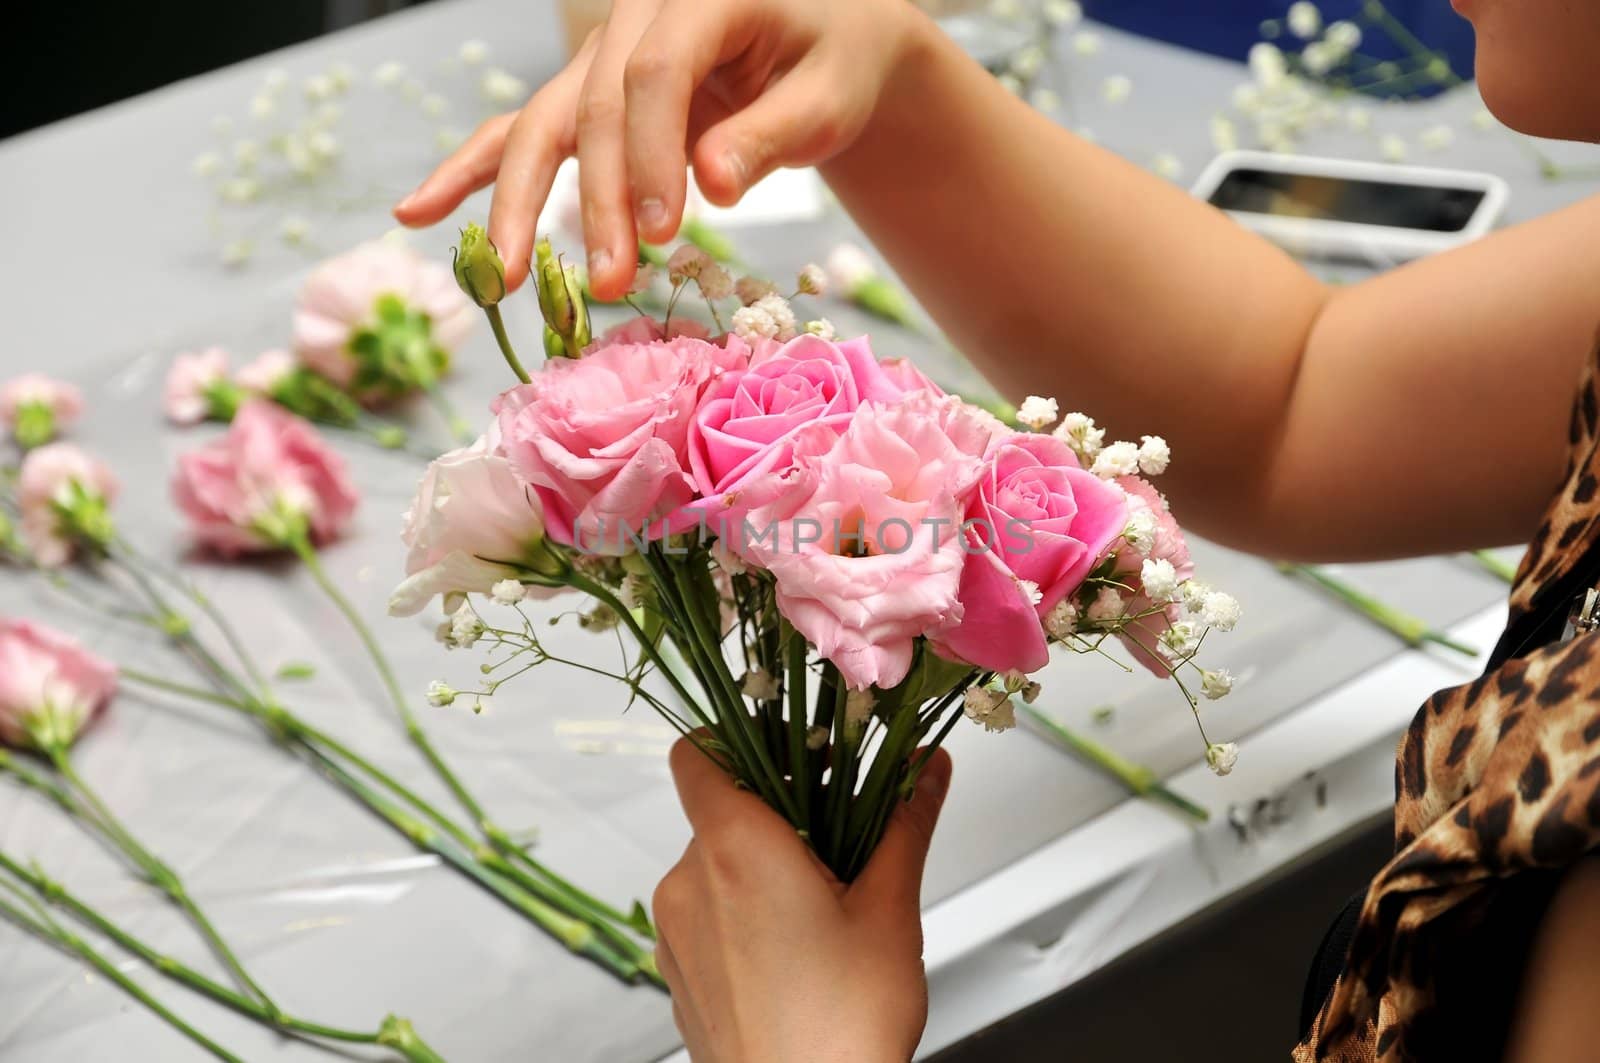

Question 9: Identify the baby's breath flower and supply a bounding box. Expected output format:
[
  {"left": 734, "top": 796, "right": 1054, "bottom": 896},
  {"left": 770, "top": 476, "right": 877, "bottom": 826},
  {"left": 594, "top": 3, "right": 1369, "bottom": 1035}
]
[
  {"left": 1232, "top": 83, "right": 1262, "bottom": 113},
  {"left": 1206, "top": 741, "right": 1239, "bottom": 776},
  {"left": 1087, "top": 586, "right": 1127, "bottom": 623},
  {"left": 373, "top": 61, "right": 405, "bottom": 87},
  {"left": 731, "top": 304, "right": 779, "bottom": 343},
  {"left": 1301, "top": 41, "right": 1337, "bottom": 76},
  {"left": 307, "top": 130, "right": 339, "bottom": 161},
  {"left": 459, "top": 40, "right": 489, "bottom": 66},
  {"left": 1210, "top": 115, "right": 1238, "bottom": 153},
  {"left": 1201, "top": 668, "right": 1235, "bottom": 700},
  {"left": 220, "top": 239, "right": 254, "bottom": 268},
  {"left": 1380, "top": 134, "right": 1407, "bottom": 162},
  {"left": 1071, "top": 31, "right": 1102, "bottom": 56},
  {"left": 1021, "top": 680, "right": 1042, "bottom": 704},
  {"left": 1419, "top": 124, "right": 1455, "bottom": 151},
  {"left": 279, "top": 215, "right": 311, "bottom": 246},
  {"left": 233, "top": 139, "right": 260, "bottom": 168},
  {"left": 806, "top": 726, "right": 829, "bottom": 750},
  {"left": 698, "top": 263, "right": 734, "bottom": 301},
  {"left": 1030, "top": 88, "right": 1060, "bottom": 113},
  {"left": 1325, "top": 20, "right": 1362, "bottom": 51},
  {"left": 619, "top": 572, "right": 651, "bottom": 610},
  {"left": 1161, "top": 620, "right": 1200, "bottom": 658},
  {"left": 1346, "top": 106, "right": 1372, "bottom": 132},
  {"left": 1053, "top": 411, "right": 1105, "bottom": 462},
  {"left": 1199, "top": 590, "right": 1241, "bottom": 631},
  {"left": 1140, "top": 558, "right": 1180, "bottom": 604},
  {"left": 1043, "top": 0, "right": 1082, "bottom": 29},
  {"left": 1248, "top": 43, "right": 1287, "bottom": 90},
  {"left": 490, "top": 579, "right": 526, "bottom": 606},
  {"left": 1045, "top": 600, "right": 1079, "bottom": 639},
  {"left": 327, "top": 63, "right": 355, "bottom": 92},
  {"left": 844, "top": 689, "right": 876, "bottom": 727},
  {"left": 667, "top": 244, "right": 712, "bottom": 282},
  {"left": 426, "top": 681, "right": 457, "bottom": 708},
  {"left": 1101, "top": 75, "right": 1133, "bottom": 105},
  {"left": 304, "top": 74, "right": 335, "bottom": 101},
  {"left": 481, "top": 68, "right": 528, "bottom": 105},
  {"left": 192, "top": 152, "right": 222, "bottom": 178},
  {"left": 1136, "top": 434, "right": 1170, "bottom": 475},
  {"left": 434, "top": 620, "right": 457, "bottom": 648},
  {"left": 1179, "top": 580, "right": 1210, "bottom": 613},
  {"left": 735, "top": 275, "right": 778, "bottom": 305},
  {"left": 1091, "top": 440, "right": 1140, "bottom": 479},
  {"left": 1016, "top": 395, "right": 1059, "bottom": 430},
  {"left": 709, "top": 538, "right": 747, "bottom": 576},
  {"left": 742, "top": 669, "right": 780, "bottom": 702},
  {"left": 1017, "top": 579, "right": 1043, "bottom": 607},
  {"left": 450, "top": 605, "right": 484, "bottom": 648},
  {"left": 435, "top": 127, "right": 463, "bottom": 151},
  {"left": 802, "top": 318, "right": 836, "bottom": 341},
  {"left": 401, "top": 78, "right": 424, "bottom": 102},
  {"left": 1010, "top": 44, "right": 1045, "bottom": 80},
  {"left": 1151, "top": 153, "right": 1183, "bottom": 180},
  {"left": 1124, "top": 509, "right": 1157, "bottom": 555},
  {"left": 963, "top": 686, "right": 1015, "bottom": 732},
  {"left": 421, "top": 94, "right": 447, "bottom": 118},
  {"left": 796, "top": 263, "right": 827, "bottom": 297},
  {"left": 752, "top": 293, "right": 797, "bottom": 340},
  {"left": 249, "top": 94, "right": 276, "bottom": 120},
  {"left": 211, "top": 115, "right": 233, "bottom": 135},
  {"left": 1471, "top": 107, "right": 1496, "bottom": 131},
  {"left": 1287, "top": 1, "right": 1321, "bottom": 39}
]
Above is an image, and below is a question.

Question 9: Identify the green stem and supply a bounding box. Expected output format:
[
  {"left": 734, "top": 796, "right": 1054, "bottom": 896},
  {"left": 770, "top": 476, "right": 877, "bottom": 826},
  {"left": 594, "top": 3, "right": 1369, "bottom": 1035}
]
[
  {"left": 0, "top": 885, "right": 245, "bottom": 1063},
  {"left": 783, "top": 622, "right": 811, "bottom": 837},
  {"left": 422, "top": 382, "right": 474, "bottom": 445},
  {"left": 1280, "top": 563, "right": 1478, "bottom": 657},
  {"left": 485, "top": 305, "right": 531, "bottom": 384},
  {"left": 1470, "top": 549, "right": 1519, "bottom": 585},
  {"left": 48, "top": 748, "right": 282, "bottom": 1018},
  {"left": 1020, "top": 705, "right": 1210, "bottom": 823}
]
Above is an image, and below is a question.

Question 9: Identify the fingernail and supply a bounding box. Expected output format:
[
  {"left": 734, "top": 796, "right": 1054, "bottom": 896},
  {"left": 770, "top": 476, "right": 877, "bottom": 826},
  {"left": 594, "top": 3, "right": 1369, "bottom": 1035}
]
[
  {"left": 395, "top": 190, "right": 419, "bottom": 211},
  {"left": 724, "top": 151, "right": 747, "bottom": 192},
  {"left": 636, "top": 197, "right": 668, "bottom": 234},
  {"left": 589, "top": 247, "right": 613, "bottom": 277}
]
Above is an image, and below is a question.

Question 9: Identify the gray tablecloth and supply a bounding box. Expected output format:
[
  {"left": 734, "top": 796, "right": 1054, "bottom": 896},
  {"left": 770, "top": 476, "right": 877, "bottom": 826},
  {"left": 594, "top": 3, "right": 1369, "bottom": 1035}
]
[{"left": 2, "top": 3, "right": 1596, "bottom": 1061}]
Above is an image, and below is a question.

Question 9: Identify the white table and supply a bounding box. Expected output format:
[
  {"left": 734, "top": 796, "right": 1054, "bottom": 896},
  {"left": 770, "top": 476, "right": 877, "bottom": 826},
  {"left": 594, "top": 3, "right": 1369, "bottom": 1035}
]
[{"left": 1, "top": 4, "right": 1594, "bottom": 1061}]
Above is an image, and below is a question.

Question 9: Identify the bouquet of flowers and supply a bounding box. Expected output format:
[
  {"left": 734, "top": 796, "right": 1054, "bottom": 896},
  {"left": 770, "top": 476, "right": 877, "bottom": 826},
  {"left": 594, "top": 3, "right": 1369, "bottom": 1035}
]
[{"left": 395, "top": 229, "right": 1240, "bottom": 881}]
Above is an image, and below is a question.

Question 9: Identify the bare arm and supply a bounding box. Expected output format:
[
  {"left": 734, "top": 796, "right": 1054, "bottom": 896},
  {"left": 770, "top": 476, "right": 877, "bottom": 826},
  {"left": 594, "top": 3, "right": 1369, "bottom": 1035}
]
[
  {"left": 399, "top": 0, "right": 1599, "bottom": 560},
  {"left": 825, "top": 17, "right": 1598, "bottom": 559}
]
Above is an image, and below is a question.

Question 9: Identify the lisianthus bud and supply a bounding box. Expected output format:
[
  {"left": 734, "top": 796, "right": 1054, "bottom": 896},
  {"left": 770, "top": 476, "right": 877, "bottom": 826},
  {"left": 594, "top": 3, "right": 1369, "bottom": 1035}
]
[
  {"left": 452, "top": 222, "right": 506, "bottom": 308},
  {"left": 0, "top": 619, "right": 118, "bottom": 752},
  {"left": 534, "top": 239, "right": 592, "bottom": 358},
  {"left": 18, "top": 444, "right": 119, "bottom": 567},
  {"left": 2, "top": 375, "right": 83, "bottom": 449}
]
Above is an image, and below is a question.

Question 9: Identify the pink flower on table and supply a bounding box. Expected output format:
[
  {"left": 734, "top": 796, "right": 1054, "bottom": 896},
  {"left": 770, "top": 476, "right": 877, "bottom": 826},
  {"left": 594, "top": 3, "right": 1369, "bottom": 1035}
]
[
  {"left": 496, "top": 334, "right": 742, "bottom": 555},
  {"left": 18, "top": 444, "right": 119, "bottom": 568},
  {"left": 932, "top": 433, "right": 1127, "bottom": 675},
  {"left": 0, "top": 618, "right": 117, "bottom": 752},
  {"left": 236, "top": 350, "right": 296, "bottom": 396},
  {"left": 588, "top": 316, "right": 710, "bottom": 350},
  {"left": 389, "top": 429, "right": 556, "bottom": 616},
  {"left": 1, "top": 374, "right": 83, "bottom": 448},
  {"left": 164, "top": 348, "right": 232, "bottom": 425},
  {"left": 171, "top": 401, "right": 358, "bottom": 556},
  {"left": 292, "top": 241, "right": 474, "bottom": 394},
  {"left": 737, "top": 401, "right": 986, "bottom": 691},
  {"left": 876, "top": 357, "right": 943, "bottom": 399},
  {"left": 1112, "top": 475, "right": 1196, "bottom": 676}
]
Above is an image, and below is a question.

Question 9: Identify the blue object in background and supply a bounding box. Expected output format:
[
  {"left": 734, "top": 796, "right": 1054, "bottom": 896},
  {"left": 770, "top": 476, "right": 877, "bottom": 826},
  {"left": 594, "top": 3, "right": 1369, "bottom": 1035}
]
[{"left": 1082, "top": 1, "right": 1475, "bottom": 95}]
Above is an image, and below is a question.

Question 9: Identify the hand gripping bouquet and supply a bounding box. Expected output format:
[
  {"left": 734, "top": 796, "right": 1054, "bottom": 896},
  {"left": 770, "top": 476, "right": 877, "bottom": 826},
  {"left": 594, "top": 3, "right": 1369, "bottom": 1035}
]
[{"left": 393, "top": 229, "right": 1241, "bottom": 880}]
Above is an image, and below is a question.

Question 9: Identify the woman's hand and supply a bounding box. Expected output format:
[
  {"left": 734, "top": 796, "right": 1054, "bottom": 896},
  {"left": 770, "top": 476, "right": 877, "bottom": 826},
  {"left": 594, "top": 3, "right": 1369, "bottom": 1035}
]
[
  {"left": 393, "top": 0, "right": 928, "bottom": 300},
  {"left": 654, "top": 738, "right": 953, "bottom": 1063}
]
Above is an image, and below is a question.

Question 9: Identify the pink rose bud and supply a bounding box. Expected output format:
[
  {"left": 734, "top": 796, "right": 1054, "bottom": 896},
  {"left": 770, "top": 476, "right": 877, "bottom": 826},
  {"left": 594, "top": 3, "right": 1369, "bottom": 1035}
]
[
  {"left": 292, "top": 241, "right": 474, "bottom": 397},
  {"left": 1, "top": 374, "right": 84, "bottom": 449},
  {"left": 17, "top": 443, "right": 119, "bottom": 567},
  {"left": 0, "top": 618, "right": 117, "bottom": 752},
  {"left": 172, "top": 401, "right": 358, "bottom": 556}
]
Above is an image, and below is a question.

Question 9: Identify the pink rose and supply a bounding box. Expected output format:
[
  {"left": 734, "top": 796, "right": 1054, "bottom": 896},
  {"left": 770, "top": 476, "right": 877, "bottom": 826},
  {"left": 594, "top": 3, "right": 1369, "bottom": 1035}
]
[
  {"left": 738, "top": 401, "right": 986, "bottom": 690},
  {"left": 164, "top": 348, "right": 232, "bottom": 425},
  {"left": 1, "top": 374, "right": 83, "bottom": 447},
  {"left": 0, "top": 618, "right": 117, "bottom": 751},
  {"left": 172, "top": 401, "right": 358, "bottom": 556},
  {"left": 389, "top": 430, "right": 553, "bottom": 616},
  {"left": 876, "top": 357, "right": 943, "bottom": 398},
  {"left": 496, "top": 335, "right": 742, "bottom": 554},
  {"left": 1114, "top": 475, "right": 1196, "bottom": 676},
  {"left": 18, "top": 443, "right": 119, "bottom": 567},
  {"left": 588, "top": 316, "right": 710, "bottom": 350},
  {"left": 292, "top": 241, "right": 474, "bottom": 391},
  {"left": 236, "top": 350, "right": 296, "bottom": 396},
  {"left": 933, "top": 434, "right": 1127, "bottom": 674}
]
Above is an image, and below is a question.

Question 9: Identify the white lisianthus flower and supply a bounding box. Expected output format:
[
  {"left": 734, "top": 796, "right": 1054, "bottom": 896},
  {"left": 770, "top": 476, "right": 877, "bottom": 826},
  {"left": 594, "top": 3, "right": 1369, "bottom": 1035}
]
[
  {"left": 1137, "top": 435, "right": 1171, "bottom": 475},
  {"left": 1287, "top": 1, "right": 1321, "bottom": 39},
  {"left": 1091, "top": 440, "right": 1140, "bottom": 479},
  {"left": 1325, "top": 20, "right": 1362, "bottom": 51},
  {"left": 1202, "top": 668, "right": 1236, "bottom": 700},
  {"left": 1016, "top": 395, "right": 1060, "bottom": 430},
  {"left": 742, "top": 669, "right": 780, "bottom": 702},
  {"left": 1045, "top": 600, "right": 1079, "bottom": 639},
  {"left": 1206, "top": 741, "right": 1239, "bottom": 776},
  {"left": 450, "top": 605, "right": 484, "bottom": 649},
  {"left": 1249, "top": 43, "right": 1288, "bottom": 90},
  {"left": 1140, "top": 558, "right": 1181, "bottom": 604},
  {"left": 490, "top": 579, "right": 525, "bottom": 606},
  {"left": 802, "top": 318, "right": 836, "bottom": 341},
  {"left": 1087, "top": 587, "right": 1127, "bottom": 623},
  {"left": 1199, "top": 591, "right": 1242, "bottom": 632},
  {"left": 426, "top": 681, "right": 457, "bottom": 708},
  {"left": 1101, "top": 75, "right": 1133, "bottom": 105}
]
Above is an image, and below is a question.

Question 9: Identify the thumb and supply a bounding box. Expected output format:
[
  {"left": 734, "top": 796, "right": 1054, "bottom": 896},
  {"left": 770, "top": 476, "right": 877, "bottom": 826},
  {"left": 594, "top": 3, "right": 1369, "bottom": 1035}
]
[{"left": 848, "top": 748, "right": 953, "bottom": 913}]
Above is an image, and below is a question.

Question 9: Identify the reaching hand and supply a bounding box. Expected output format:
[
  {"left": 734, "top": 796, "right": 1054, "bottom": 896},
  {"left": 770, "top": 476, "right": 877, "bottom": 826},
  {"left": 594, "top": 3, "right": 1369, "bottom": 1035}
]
[
  {"left": 392, "top": 0, "right": 929, "bottom": 300},
  {"left": 652, "top": 737, "right": 953, "bottom": 1063}
]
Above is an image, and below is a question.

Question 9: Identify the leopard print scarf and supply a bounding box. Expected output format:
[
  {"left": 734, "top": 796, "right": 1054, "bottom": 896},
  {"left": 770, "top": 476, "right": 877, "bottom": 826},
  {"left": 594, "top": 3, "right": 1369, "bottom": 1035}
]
[{"left": 1296, "top": 339, "right": 1600, "bottom": 1062}]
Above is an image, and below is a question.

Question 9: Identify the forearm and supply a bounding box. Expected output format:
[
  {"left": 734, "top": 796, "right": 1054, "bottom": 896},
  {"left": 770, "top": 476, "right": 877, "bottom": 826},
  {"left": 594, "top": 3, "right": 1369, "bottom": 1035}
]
[{"left": 822, "top": 14, "right": 1329, "bottom": 540}]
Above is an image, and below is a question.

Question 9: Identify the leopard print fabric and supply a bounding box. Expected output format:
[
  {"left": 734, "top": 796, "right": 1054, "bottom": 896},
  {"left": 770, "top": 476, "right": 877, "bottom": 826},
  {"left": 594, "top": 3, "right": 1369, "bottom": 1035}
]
[{"left": 1295, "top": 339, "right": 1600, "bottom": 1063}]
